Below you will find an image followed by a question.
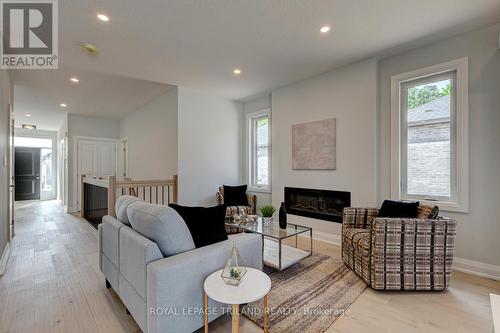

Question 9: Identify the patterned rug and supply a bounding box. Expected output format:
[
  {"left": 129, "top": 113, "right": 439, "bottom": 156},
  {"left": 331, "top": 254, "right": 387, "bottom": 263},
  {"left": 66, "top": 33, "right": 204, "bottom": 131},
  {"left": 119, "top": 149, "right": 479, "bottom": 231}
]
[{"left": 242, "top": 253, "right": 367, "bottom": 333}]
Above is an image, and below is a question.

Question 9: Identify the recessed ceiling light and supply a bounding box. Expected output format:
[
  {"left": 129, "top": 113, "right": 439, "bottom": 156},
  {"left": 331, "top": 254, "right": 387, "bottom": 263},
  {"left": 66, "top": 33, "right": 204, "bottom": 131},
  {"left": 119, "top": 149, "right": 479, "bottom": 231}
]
[
  {"left": 25, "top": 113, "right": 31, "bottom": 117},
  {"left": 60, "top": 103, "right": 68, "bottom": 108},
  {"left": 233, "top": 68, "right": 241, "bottom": 75},
  {"left": 70, "top": 77, "right": 79, "bottom": 83},
  {"left": 97, "top": 13, "right": 109, "bottom": 22},
  {"left": 320, "top": 26, "right": 331, "bottom": 33}
]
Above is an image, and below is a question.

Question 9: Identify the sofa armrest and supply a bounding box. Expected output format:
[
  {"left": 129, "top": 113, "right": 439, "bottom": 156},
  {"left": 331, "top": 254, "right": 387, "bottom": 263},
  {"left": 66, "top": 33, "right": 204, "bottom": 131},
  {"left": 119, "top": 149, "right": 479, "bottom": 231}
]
[
  {"left": 370, "top": 217, "right": 457, "bottom": 290},
  {"left": 342, "top": 207, "right": 379, "bottom": 229},
  {"left": 146, "top": 233, "right": 262, "bottom": 333}
]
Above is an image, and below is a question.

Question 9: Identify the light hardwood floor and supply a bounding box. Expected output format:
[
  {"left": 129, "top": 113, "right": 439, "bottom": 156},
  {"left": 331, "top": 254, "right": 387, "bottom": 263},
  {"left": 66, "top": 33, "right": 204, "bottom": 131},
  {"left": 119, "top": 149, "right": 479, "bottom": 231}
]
[{"left": 1, "top": 200, "right": 498, "bottom": 333}]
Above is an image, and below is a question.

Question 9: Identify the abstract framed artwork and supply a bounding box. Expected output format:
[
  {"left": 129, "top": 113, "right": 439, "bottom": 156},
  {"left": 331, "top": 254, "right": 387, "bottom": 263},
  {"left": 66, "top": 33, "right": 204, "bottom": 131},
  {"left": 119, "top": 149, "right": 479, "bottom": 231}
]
[{"left": 292, "top": 117, "right": 336, "bottom": 170}]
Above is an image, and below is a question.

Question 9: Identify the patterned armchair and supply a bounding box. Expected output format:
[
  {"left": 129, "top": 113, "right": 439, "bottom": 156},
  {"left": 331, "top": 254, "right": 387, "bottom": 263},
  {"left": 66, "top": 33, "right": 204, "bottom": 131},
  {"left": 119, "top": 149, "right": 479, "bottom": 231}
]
[
  {"left": 342, "top": 205, "right": 457, "bottom": 290},
  {"left": 216, "top": 186, "right": 256, "bottom": 234}
]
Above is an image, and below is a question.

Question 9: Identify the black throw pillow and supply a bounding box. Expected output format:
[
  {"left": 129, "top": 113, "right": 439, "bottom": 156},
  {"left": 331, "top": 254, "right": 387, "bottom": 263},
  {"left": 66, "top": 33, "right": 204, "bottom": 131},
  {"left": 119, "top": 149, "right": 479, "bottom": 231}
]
[
  {"left": 169, "top": 204, "right": 228, "bottom": 248},
  {"left": 378, "top": 200, "right": 419, "bottom": 218},
  {"left": 223, "top": 185, "right": 249, "bottom": 206}
]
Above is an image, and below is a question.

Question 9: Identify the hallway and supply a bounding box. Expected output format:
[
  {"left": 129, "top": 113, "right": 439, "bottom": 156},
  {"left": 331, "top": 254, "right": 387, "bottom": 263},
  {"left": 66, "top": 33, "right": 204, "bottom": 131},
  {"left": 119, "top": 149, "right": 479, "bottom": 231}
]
[{"left": 0, "top": 201, "right": 140, "bottom": 333}]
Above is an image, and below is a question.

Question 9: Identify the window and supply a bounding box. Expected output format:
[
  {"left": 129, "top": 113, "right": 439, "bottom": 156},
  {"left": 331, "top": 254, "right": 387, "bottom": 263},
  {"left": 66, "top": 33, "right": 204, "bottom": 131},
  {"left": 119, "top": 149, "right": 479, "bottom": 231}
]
[
  {"left": 248, "top": 110, "right": 271, "bottom": 191},
  {"left": 391, "top": 58, "right": 468, "bottom": 212}
]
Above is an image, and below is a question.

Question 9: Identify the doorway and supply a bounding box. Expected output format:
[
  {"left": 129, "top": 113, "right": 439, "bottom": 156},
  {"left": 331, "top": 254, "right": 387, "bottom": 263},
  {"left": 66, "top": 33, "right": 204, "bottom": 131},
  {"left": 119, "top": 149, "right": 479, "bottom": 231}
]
[
  {"left": 14, "top": 134, "right": 56, "bottom": 201},
  {"left": 14, "top": 147, "right": 40, "bottom": 200}
]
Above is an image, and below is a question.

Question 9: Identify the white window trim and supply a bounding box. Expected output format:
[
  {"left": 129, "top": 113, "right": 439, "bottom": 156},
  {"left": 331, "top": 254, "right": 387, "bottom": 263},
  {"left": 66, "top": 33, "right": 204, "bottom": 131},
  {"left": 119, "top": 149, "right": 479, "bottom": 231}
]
[
  {"left": 390, "top": 57, "right": 469, "bottom": 213},
  {"left": 247, "top": 109, "right": 271, "bottom": 193}
]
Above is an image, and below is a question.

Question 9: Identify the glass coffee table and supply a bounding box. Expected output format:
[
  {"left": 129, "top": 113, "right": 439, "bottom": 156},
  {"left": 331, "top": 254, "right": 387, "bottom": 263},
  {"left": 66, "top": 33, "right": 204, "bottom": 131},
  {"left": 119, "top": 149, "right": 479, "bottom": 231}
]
[{"left": 226, "top": 217, "right": 313, "bottom": 270}]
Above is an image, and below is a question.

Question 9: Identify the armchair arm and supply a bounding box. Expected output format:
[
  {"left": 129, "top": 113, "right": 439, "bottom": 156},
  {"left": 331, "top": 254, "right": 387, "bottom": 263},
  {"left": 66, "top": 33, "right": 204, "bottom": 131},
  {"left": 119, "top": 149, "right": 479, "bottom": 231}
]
[
  {"left": 370, "top": 217, "right": 457, "bottom": 290},
  {"left": 146, "top": 233, "right": 262, "bottom": 333},
  {"left": 216, "top": 191, "right": 223, "bottom": 205},
  {"left": 246, "top": 193, "right": 257, "bottom": 214},
  {"left": 342, "top": 207, "right": 379, "bottom": 229}
]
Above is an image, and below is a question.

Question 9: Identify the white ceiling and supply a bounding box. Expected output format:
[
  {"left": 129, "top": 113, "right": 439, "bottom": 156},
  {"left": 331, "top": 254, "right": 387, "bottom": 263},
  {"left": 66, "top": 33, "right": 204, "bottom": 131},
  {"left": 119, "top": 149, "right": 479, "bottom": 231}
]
[
  {"left": 11, "top": 0, "right": 500, "bottom": 130},
  {"left": 12, "top": 69, "right": 173, "bottom": 130}
]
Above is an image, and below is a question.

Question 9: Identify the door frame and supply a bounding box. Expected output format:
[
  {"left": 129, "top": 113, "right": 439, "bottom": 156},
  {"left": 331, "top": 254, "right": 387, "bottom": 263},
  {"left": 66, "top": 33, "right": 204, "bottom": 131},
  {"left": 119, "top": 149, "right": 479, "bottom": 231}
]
[
  {"left": 7, "top": 104, "right": 14, "bottom": 240},
  {"left": 71, "top": 136, "right": 118, "bottom": 212},
  {"left": 14, "top": 128, "right": 57, "bottom": 201},
  {"left": 118, "top": 137, "right": 128, "bottom": 179}
]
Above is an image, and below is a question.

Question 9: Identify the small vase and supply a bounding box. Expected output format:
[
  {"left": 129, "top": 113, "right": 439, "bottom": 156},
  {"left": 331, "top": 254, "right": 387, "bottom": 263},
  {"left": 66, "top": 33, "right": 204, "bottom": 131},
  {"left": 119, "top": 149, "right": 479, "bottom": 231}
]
[
  {"left": 279, "top": 202, "right": 287, "bottom": 229},
  {"left": 262, "top": 217, "right": 273, "bottom": 229}
]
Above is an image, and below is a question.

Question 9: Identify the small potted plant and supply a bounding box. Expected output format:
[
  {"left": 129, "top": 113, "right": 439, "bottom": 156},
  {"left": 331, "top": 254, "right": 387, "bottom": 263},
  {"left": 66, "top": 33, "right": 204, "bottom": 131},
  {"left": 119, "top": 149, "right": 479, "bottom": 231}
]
[{"left": 259, "top": 205, "right": 276, "bottom": 228}]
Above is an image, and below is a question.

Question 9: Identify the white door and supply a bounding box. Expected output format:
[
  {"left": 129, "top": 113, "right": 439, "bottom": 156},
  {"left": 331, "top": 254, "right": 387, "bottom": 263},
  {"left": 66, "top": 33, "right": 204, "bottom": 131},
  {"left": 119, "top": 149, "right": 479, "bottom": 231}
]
[
  {"left": 98, "top": 142, "right": 116, "bottom": 179},
  {"left": 117, "top": 138, "right": 128, "bottom": 179},
  {"left": 75, "top": 138, "right": 117, "bottom": 210},
  {"left": 78, "top": 140, "right": 98, "bottom": 178}
]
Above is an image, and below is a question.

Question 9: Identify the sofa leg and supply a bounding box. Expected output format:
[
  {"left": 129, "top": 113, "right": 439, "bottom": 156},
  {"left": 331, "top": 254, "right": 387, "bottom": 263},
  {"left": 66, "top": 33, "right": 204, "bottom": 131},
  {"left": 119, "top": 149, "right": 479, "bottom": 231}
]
[
  {"left": 105, "top": 279, "right": 111, "bottom": 289},
  {"left": 126, "top": 308, "right": 131, "bottom": 315}
]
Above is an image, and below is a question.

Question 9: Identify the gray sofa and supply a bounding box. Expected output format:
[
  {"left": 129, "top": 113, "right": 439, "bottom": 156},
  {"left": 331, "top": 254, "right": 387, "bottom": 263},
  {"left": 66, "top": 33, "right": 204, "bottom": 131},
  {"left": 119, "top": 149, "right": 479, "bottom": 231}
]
[{"left": 98, "top": 196, "right": 262, "bottom": 333}]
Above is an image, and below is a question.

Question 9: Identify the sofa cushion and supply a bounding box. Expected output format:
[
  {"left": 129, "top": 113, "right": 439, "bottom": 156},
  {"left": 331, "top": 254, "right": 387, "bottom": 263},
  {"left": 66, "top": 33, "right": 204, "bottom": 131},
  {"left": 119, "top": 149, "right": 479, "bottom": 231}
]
[
  {"left": 343, "top": 228, "right": 370, "bottom": 256},
  {"left": 417, "top": 204, "right": 439, "bottom": 219},
  {"left": 169, "top": 204, "right": 228, "bottom": 248},
  {"left": 115, "top": 195, "right": 142, "bottom": 225},
  {"left": 127, "top": 202, "right": 195, "bottom": 257},
  {"left": 378, "top": 200, "right": 419, "bottom": 218},
  {"left": 223, "top": 185, "right": 249, "bottom": 206}
]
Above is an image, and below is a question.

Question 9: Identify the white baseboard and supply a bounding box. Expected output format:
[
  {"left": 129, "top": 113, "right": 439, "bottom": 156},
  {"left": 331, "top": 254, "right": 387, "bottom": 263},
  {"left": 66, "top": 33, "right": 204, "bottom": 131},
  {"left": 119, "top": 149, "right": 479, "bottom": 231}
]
[
  {"left": 66, "top": 206, "right": 78, "bottom": 214},
  {"left": 0, "top": 243, "right": 10, "bottom": 277},
  {"left": 311, "top": 230, "right": 341, "bottom": 246},
  {"left": 453, "top": 257, "right": 500, "bottom": 281}
]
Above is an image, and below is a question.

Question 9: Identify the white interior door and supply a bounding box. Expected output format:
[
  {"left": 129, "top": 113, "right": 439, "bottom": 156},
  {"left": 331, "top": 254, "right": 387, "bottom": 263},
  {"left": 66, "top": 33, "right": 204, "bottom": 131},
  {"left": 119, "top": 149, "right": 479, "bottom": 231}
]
[
  {"left": 78, "top": 140, "right": 98, "bottom": 178},
  {"left": 75, "top": 138, "right": 117, "bottom": 210},
  {"left": 98, "top": 142, "right": 116, "bottom": 179}
]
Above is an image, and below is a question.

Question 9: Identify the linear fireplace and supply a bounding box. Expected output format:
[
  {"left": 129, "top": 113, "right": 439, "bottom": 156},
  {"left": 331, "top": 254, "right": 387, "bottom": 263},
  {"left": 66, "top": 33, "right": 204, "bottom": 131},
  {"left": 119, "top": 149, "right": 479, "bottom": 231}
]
[{"left": 284, "top": 187, "right": 351, "bottom": 223}]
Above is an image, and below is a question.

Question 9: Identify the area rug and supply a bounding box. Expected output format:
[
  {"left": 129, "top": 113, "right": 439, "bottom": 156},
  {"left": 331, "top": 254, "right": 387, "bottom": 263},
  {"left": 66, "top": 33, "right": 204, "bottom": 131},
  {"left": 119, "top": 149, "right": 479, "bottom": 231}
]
[{"left": 242, "top": 253, "right": 367, "bottom": 333}]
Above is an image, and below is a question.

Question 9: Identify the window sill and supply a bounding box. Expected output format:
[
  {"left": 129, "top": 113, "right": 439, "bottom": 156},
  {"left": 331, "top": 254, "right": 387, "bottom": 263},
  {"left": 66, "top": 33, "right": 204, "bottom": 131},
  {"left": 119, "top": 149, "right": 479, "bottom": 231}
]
[
  {"left": 401, "top": 197, "right": 468, "bottom": 214},
  {"left": 248, "top": 187, "right": 271, "bottom": 194}
]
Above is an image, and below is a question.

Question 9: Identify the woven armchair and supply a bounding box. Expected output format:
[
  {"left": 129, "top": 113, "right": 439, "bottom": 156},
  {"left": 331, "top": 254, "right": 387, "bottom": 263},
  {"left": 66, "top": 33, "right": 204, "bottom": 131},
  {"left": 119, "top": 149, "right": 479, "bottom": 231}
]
[
  {"left": 216, "top": 186, "right": 256, "bottom": 234},
  {"left": 342, "top": 205, "right": 457, "bottom": 290}
]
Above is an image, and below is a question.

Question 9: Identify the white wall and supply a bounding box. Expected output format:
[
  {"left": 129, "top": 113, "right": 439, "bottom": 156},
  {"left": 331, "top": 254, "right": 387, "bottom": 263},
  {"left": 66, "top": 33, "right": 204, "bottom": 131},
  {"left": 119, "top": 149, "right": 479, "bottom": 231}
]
[
  {"left": 177, "top": 87, "right": 242, "bottom": 206},
  {"left": 271, "top": 59, "right": 378, "bottom": 240},
  {"left": 67, "top": 114, "right": 120, "bottom": 210},
  {"left": 119, "top": 88, "right": 178, "bottom": 180},
  {"left": 241, "top": 95, "right": 272, "bottom": 209},
  {"left": 378, "top": 23, "right": 500, "bottom": 267}
]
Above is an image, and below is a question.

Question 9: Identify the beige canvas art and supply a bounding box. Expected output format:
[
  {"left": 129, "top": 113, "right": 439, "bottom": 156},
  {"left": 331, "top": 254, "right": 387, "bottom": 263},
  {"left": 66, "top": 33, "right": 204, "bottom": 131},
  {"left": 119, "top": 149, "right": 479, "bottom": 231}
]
[{"left": 292, "top": 118, "right": 336, "bottom": 170}]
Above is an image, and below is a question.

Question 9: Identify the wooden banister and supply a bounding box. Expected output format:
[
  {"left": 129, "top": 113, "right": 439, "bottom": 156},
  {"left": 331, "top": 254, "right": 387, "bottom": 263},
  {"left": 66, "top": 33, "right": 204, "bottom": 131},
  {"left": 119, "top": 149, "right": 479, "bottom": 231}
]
[{"left": 107, "top": 175, "right": 178, "bottom": 217}]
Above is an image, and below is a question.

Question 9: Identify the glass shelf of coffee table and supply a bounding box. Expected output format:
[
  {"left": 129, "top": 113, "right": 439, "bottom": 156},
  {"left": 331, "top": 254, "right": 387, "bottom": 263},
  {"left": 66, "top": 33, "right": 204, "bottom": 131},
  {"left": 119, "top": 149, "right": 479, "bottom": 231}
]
[{"left": 225, "top": 217, "right": 313, "bottom": 270}]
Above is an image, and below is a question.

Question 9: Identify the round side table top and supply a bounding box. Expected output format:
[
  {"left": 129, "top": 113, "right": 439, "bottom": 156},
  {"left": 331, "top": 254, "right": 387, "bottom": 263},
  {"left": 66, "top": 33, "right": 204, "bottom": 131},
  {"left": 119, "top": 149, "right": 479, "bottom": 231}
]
[{"left": 204, "top": 267, "right": 271, "bottom": 305}]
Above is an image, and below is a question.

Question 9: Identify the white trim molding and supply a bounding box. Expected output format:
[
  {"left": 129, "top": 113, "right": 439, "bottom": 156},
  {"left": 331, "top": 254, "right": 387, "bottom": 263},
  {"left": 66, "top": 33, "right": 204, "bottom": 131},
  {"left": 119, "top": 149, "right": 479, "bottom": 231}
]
[
  {"left": 453, "top": 257, "right": 500, "bottom": 281},
  {"left": 390, "top": 57, "right": 469, "bottom": 213},
  {"left": 0, "top": 243, "right": 11, "bottom": 277}
]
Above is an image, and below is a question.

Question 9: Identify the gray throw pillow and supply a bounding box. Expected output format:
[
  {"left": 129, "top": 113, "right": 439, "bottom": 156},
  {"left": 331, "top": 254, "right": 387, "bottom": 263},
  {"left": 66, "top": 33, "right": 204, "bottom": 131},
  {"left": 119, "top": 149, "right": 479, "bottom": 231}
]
[
  {"left": 127, "top": 201, "right": 195, "bottom": 257},
  {"left": 115, "top": 195, "right": 143, "bottom": 225}
]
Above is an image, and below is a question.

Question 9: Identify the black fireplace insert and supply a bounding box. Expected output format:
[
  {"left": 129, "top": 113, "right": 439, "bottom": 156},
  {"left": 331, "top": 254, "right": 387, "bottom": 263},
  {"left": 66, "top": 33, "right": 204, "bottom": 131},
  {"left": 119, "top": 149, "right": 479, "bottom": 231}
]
[{"left": 284, "top": 187, "right": 351, "bottom": 223}]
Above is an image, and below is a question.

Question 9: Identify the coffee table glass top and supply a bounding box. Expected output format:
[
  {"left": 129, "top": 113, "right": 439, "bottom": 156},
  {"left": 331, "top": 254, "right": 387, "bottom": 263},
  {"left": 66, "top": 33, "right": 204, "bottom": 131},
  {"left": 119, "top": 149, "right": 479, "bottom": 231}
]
[{"left": 225, "top": 217, "right": 311, "bottom": 240}]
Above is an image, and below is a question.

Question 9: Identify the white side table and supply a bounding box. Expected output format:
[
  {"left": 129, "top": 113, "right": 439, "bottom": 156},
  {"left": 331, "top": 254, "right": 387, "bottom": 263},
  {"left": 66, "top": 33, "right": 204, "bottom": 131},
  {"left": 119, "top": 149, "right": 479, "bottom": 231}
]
[{"left": 204, "top": 267, "right": 271, "bottom": 333}]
